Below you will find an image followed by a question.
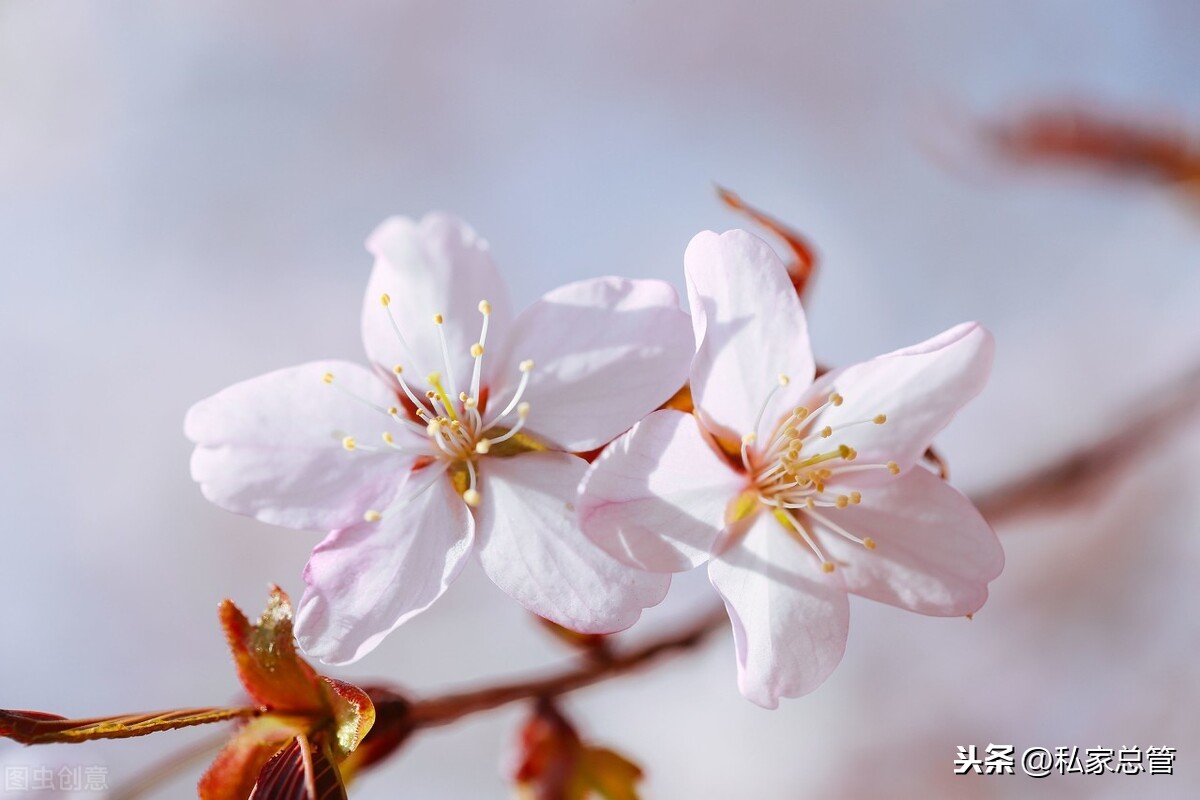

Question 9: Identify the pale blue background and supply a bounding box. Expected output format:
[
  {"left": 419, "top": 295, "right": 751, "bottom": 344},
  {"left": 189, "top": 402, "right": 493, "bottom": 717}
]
[{"left": 2, "top": 1, "right": 1198, "bottom": 797}]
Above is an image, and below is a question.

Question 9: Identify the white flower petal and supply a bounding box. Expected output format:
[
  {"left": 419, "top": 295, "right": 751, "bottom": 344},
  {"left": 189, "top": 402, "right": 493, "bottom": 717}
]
[
  {"left": 295, "top": 464, "right": 474, "bottom": 664},
  {"left": 484, "top": 277, "right": 693, "bottom": 451},
  {"left": 813, "top": 322, "right": 994, "bottom": 480},
  {"left": 185, "top": 360, "right": 412, "bottom": 531},
  {"left": 819, "top": 466, "right": 1003, "bottom": 615},
  {"left": 685, "top": 229, "right": 815, "bottom": 441},
  {"left": 361, "top": 213, "right": 514, "bottom": 394},
  {"left": 579, "top": 410, "right": 744, "bottom": 572},
  {"left": 708, "top": 511, "right": 849, "bottom": 708},
  {"left": 476, "top": 451, "right": 670, "bottom": 632}
]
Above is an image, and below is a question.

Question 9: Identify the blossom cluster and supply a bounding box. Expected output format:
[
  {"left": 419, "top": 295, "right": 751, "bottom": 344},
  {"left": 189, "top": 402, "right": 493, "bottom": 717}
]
[{"left": 186, "top": 213, "right": 1003, "bottom": 707}]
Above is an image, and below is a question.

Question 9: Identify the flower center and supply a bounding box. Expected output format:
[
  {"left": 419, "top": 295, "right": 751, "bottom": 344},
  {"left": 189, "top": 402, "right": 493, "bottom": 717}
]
[
  {"left": 322, "top": 297, "right": 536, "bottom": 518},
  {"left": 736, "top": 374, "right": 900, "bottom": 573}
]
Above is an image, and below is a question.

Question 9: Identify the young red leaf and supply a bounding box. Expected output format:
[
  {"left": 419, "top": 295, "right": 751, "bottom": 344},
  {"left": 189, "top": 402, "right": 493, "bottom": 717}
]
[
  {"left": 513, "top": 701, "right": 644, "bottom": 800},
  {"left": 220, "top": 585, "right": 329, "bottom": 713}
]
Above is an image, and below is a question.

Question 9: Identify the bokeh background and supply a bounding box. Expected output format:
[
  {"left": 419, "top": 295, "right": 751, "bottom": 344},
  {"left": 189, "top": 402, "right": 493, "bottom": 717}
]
[{"left": 2, "top": 1, "right": 1199, "bottom": 797}]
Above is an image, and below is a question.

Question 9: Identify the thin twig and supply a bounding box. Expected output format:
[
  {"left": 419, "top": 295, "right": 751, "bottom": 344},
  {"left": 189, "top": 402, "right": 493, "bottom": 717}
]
[
  {"left": 973, "top": 366, "right": 1200, "bottom": 524},
  {"left": 406, "top": 607, "right": 730, "bottom": 729}
]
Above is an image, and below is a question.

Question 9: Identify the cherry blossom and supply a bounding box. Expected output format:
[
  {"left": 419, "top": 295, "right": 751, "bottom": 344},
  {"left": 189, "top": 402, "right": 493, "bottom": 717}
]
[
  {"left": 577, "top": 229, "right": 1004, "bottom": 707},
  {"left": 186, "top": 213, "right": 692, "bottom": 663}
]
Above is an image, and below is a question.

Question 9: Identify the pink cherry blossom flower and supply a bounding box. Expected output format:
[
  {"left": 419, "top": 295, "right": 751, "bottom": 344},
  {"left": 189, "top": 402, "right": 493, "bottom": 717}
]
[
  {"left": 577, "top": 229, "right": 1004, "bottom": 708},
  {"left": 186, "top": 213, "right": 693, "bottom": 664}
]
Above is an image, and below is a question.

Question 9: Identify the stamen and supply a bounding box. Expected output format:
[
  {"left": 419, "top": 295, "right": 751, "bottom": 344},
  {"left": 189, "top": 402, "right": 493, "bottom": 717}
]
[
  {"left": 323, "top": 370, "right": 413, "bottom": 424},
  {"left": 803, "top": 505, "right": 875, "bottom": 550},
  {"left": 432, "top": 313, "right": 461, "bottom": 403},
  {"left": 463, "top": 461, "right": 481, "bottom": 507},
  {"left": 750, "top": 374, "right": 791, "bottom": 445},
  {"left": 470, "top": 300, "right": 492, "bottom": 402},
  {"left": 772, "top": 506, "right": 835, "bottom": 572},
  {"left": 486, "top": 361, "right": 534, "bottom": 428},
  {"left": 427, "top": 372, "right": 458, "bottom": 422},
  {"left": 486, "top": 403, "right": 530, "bottom": 446},
  {"left": 342, "top": 436, "right": 357, "bottom": 451},
  {"left": 393, "top": 364, "right": 435, "bottom": 418},
  {"left": 741, "top": 432, "right": 757, "bottom": 471},
  {"left": 363, "top": 510, "right": 382, "bottom": 523}
]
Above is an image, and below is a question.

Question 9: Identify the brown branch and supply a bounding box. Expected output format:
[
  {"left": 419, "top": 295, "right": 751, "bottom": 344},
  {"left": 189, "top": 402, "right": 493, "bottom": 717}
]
[
  {"left": 405, "top": 607, "right": 730, "bottom": 730},
  {"left": 973, "top": 366, "right": 1200, "bottom": 524}
]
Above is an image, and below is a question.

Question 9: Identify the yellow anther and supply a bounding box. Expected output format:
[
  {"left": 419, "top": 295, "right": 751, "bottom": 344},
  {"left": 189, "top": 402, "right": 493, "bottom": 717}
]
[
  {"left": 426, "top": 420, "right": 441, "bottom": 436},
  {"left": 363, "top": 510, "right": 382, "bottom": 523},
  {"left": 425, "top": 390, "right": 436, "bottom": 399},
  {"left": 742, "top": 432, "right": 757, "bottom": 445},
  {"left": 820, "top": 426, "right": 833, "bottom": 438},
  {"left": 838, "top": 444, "right": 851, "bottom": 458},
  {"left": 814, "top": 481, "right": 825, "bottom": 493},
  {"left": 459, "top": 392, "right": 469, "bottom": 402},
  {"left": 821, "top": 561, "right": 836, "bottom": 573},
  {"left": 804, "top": 497, "right": 816, "bottom": 510},
  {"left": 778, "top": 373, "right": 790, "bottom": 386},
  {"left": 471, "top": 343, "right": 485, "bottom": 358},
  {"left": 322, "top": 372, "right": 334, "bottom": 384},
  {"left": 464, "top": 397, "right": 478, "bottom": 410},
  {"left": 863, "top": 537, "right": 877, "bottom": 550},
  {"left": 835, "top": 495, "right": 849, "bottom": 508},
  {"left": 392, "top": 364, "right": 404, "bottom": 375},
  {"left": 887, "top": 461, "right": 900, "bottom": 475},
  {"left": 830, "top": 392, "right": 844, "bottom": 407},
  {"left": 387, "top": 406, "right": 399, "bottom": 416},
  {"left": 873, "top": 414, "right": 887, "bottom": 425},
  {"left": 380, "top": 293, "right": 391, "bottom": 307},
  {"left": 794, "top": 407, "right": 810, "bottom": 419},
  {"left": 475, "top": 439, "right": 491, "bottom": 454},
  {"left": 342, "top": 436, "right": 357, "bottom": 451},
  {"left": 519, "top": 359, "right": 535, "bottom": 373},
  {"left": 478, "top": 299, "right": 491, "bottom": 315},
  {"left": 463, "top": 489, "right": 481, "bottom": 507},
  {"left": 517, "top": 402, "right": 531, "bottom": 418},
  {"left": 433, "top": 313, "right": 444, "bottom": 325},
  {"left": 849, "top": 491, "right": 862, "bottom": 504},
  {"left": 843, "top": 447, "right": 858, "bottom": 462},
  {"left": 382, "top": 432, "right": 394, "bottom": 444}
]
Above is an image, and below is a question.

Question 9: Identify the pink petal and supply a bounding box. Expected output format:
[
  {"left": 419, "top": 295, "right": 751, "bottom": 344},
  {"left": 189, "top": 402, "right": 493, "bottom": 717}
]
[
  {"left": 685, "top": 230, "right": 815, "bottom": 442},
  {"left": 818, "top": 466, "right": 1003, "bottom": 616},
  {"left": 475, "top": 451, "right": 670, "bottom": 633},
  {"left": 813, "top": 322, "right": 994, "bottom": 480},
  {"left": 294, "top": 464, "right": 474, "bottom": 664},
  {"left": 484, "top": 277, "right": 693, "bottom": 452},
  {"left": 578, "top": 410, "right": 745, "bottom": 572},
  {"left": 708, "top": 512, "right": 849, "bottom": 708},
  {"left": 361, "top": 213, "right": 514, "bottom": 395},
  {"left": 185, "top": 360, "right": 412, "bottom": 531}
]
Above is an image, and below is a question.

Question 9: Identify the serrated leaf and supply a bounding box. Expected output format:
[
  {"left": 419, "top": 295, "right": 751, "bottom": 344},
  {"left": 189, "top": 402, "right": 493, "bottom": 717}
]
[
  {"left": 336, "top": 686, "right": 412, "bottom": 785},
  {"left": 221, "top": 586, "right": 327, "bottom": 713},
  {"left": 250, "top": 735, "right": 347, "bottom": 800},
  {"left": 1, "top": 707, "right": 252, "bottom": 744},
  {"left": 320, "top": 677, "right": 375, "bottom": 759}
]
